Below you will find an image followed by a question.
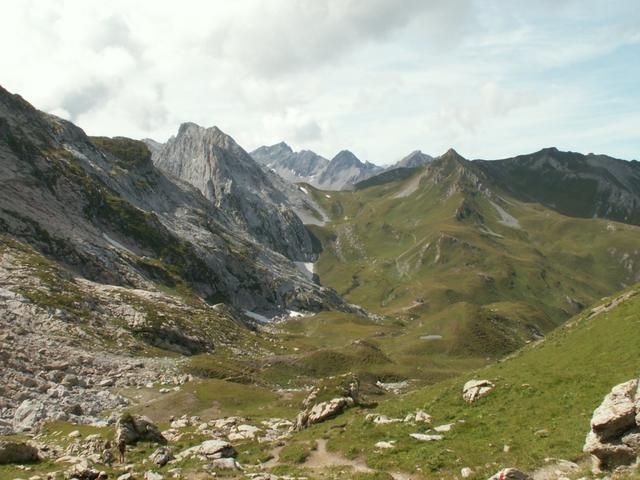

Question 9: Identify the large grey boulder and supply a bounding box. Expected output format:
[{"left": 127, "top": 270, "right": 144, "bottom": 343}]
[
  {"left": 115, "top": 413, "right": 166, "bottom": 445},
  {"left": 295, "top": 376, "right": 361, "bottom": 430},
  {"left": 584, "top": 379, "right": 640, "bottom": 471},
  {"left": 149, "top": 446, "right": 174, "bottom": 467},
  {"left": 176, "top": 439, "right": 236, "bottom": 460},
  {"left": 13, "top": 399, "right": 47, "bottom": 431},
  {"left": 463, "top": 379, "right": 495, "bottom": 403},
  {"left": 0, "top": 440, "right": 39, "bottom": 464},
  {"left": 295, "top": 397, "right": 355, "bottom": 430}
]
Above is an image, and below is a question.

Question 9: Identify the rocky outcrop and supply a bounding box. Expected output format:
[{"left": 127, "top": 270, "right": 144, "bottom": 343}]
[
  {"left": 584, "top": 379, "right": 640, "bottom": 471},
  {"left": 295, "top": 397, "right": 355, "bottom": 430},
  {"left": 0, "top": 440, "right": 39, "bottom": 464},
  {"left": 295, "top": 376, "right": 361, "bottom": 429},
  {"left": 463, "top": 379, "right": 495, "bottom": 403},
  {"left": 115, "top": 414, "right": 166, "bottom": 445},
  {"left": 149, "top": 446, "right": 174, "bottom": 467}
]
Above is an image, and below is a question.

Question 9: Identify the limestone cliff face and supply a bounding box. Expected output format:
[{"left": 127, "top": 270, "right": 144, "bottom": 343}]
[
  {"left": 0, "top": 85, "right": 347, "bottom": 314},
  {"left": 149, "top": 123, "right": 321, "bottom": 260}
]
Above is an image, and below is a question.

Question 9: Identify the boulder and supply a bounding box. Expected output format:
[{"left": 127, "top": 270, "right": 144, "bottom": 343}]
[
  {"left": 149, "top": 447, "right": 174, "bottom": 467},
  {"left": 374, "top": 441, "right": 395, "bottom": 449},
  {"left": 295, "top": 397, "right": 354, "bottom": 429},
  {"left": 591, "top": 379, "right": 638, "bottom": 439},
  {"left": 64, "top": 463, "right": 107, "bottom": 479},
  {"left": 13, "top": 399, "right": 47, "bottom": 431},
  {"left": 434, "top": 424, "right": 453, "bottom": 432},
  {"left": 414, "top": 410, "right": 432, "bottom": 423},
  {"left": 409, "top": 433, "right": 443, "bottom": 442},
  {"left": 0, "top": 440, "right": 40, "bottom": 464},
  {"left": 115, "top": 413, "right": 166, "bottom": 445},
  {"left": 584, "top": 378, "right": 640, "bottom": 471},
  {"left": 463, "top": 379, "right": 494, "bottom": 403},
  {"left": 210, "top": 457, "right": 242, "bottom": 470},
  {"left": 177, "top": 439, "right": 236, "bottom": 460},
  {"left": 488, "top": 468, "right": 531, "bottom": 480},
  {"left": 294, "top": 375, "right": 362, "bottom": 430}
]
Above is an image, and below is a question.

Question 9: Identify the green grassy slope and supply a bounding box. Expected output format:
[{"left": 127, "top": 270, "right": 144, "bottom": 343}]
[
  {"left": 292, "top": 285, "right": 640, "bottom": 478},
  {"left": 304, "top": 151, "right": 640, "bottom": 366}
]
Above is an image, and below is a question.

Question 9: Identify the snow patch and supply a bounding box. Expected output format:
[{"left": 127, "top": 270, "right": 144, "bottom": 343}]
[
  {"left": 243, "top": 310, "right": 271, "bottom": 323},
  {"left": 294, "top": 261, "right": 315, "bottom": 281}
]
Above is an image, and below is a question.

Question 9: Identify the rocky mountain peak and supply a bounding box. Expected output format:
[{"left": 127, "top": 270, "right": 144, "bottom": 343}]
[
  {"left": 441, "top": 147, "right": 464, "bottom": 159},
  {"left": 330, "top": 150, "right": 361, "bottom": 168},
  {"left": 274, "top": 141, "right": 293, "bottom": 152},
  {"left": 149, "top": 123, "right": 321, "bottom": 260}
]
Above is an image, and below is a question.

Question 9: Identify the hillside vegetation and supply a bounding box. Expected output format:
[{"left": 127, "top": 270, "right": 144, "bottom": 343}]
[
  {"left": 304, "top": 150, "right": 640, "bottom": 369},
  {"left": 281, "top": 285, "right": 640, "bottom": 479}
]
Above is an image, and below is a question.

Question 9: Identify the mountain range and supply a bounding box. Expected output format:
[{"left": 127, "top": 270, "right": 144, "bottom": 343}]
[
  {"left": 2, "top": 84, "right": 640, "bottom": 479},
  {"left": 0, "top": 85, "right": 343, "bottom": 316},
  {"left": 251, "top": 143, "right": 383, "bottom": 190}
]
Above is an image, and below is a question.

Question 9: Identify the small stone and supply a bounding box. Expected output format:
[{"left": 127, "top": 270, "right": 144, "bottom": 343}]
[
  {"left": 409, "top": 433, "right": 443, "bottom": 442},
  {"left": 374, "top": 441, "right": 396, "bottom": 449}
]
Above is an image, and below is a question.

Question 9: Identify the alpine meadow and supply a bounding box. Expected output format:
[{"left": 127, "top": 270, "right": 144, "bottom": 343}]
[{"left": 1, "top": 2, "right": 640, "bottom": 480}]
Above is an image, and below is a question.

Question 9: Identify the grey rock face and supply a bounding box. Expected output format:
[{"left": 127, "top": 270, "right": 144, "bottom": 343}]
[
  {"left": 147, "top": 123, "right": 321, "bottom": 260},
  {"left": 317, "top": 150, "right": 382, "bottom": 190},
  {"left": 0, "top": 84, "right": 346, "bottom": 314},
  {"left": 115, "top": 413, "right": 166, "bottom": 445},
  {"left": 251, "top": 144, "right": 382, "bottom": 191}
]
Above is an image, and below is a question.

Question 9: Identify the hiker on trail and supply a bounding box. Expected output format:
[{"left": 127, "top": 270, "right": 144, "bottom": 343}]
[
  {"left": 101, "top": 440, "right": 113, "bottom": 466},
  {"left": 117, "top": 438, "right": 126, "bottom": 463}
]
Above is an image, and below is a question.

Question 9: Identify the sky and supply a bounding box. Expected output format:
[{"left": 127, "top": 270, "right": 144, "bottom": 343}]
[{"left": 1, "top": 0, "right": 639, "bottom": 165}]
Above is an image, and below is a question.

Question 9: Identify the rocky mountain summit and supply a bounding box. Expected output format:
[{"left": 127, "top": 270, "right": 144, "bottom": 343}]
[
  {"left": 0, "top": 85, "right": 347, "bottom": 315},
  {"left": 146, "top": 123, "right": 327, "bottom": 258},
  {"left": 251, "top": 144, "right": 382, "bottom": 190}
]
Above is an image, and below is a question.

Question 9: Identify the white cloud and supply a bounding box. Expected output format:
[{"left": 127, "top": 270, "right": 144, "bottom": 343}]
[{"left": 0, "top": 0, "right": 638, "bottom": 162}]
